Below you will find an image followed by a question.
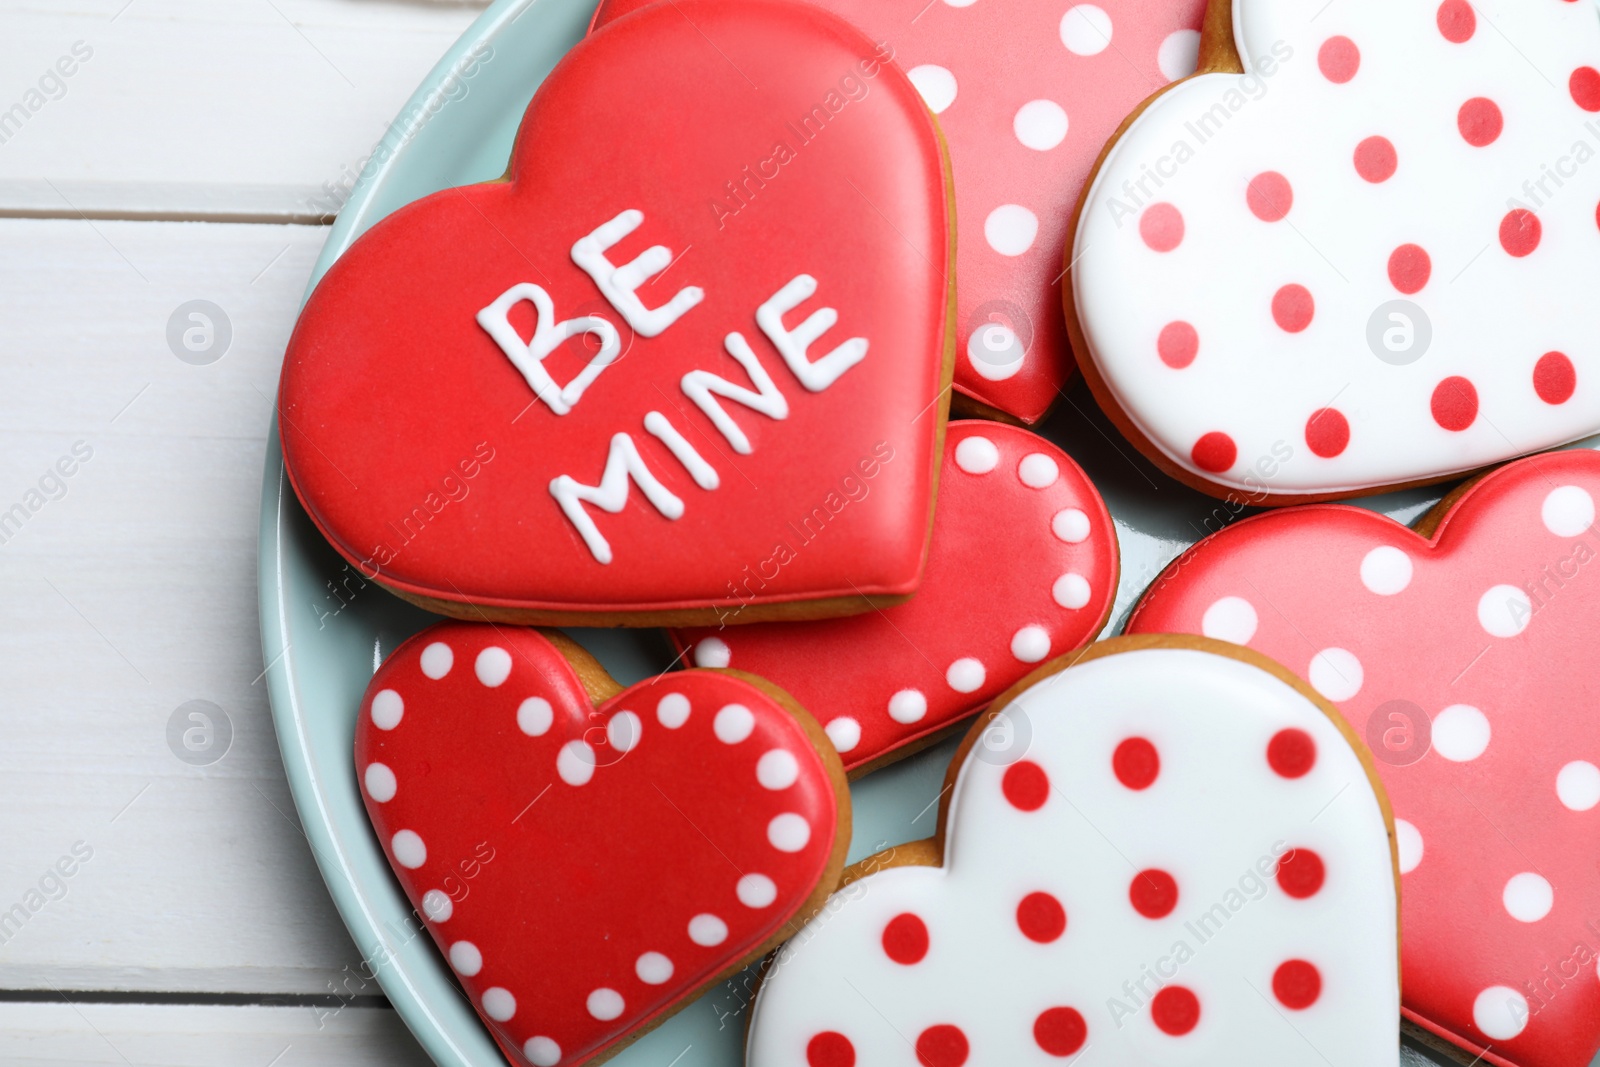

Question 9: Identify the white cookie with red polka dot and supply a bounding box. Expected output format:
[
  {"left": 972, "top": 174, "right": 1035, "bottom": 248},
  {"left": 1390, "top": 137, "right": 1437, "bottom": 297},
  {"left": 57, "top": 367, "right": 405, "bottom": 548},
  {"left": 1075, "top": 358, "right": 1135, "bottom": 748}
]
[
  {"left": 746, "top": 637, "right": 1401, "bottom": 1067},
  {"left": 1070, "top": 0, "right": 1600, "bottom": 501}
]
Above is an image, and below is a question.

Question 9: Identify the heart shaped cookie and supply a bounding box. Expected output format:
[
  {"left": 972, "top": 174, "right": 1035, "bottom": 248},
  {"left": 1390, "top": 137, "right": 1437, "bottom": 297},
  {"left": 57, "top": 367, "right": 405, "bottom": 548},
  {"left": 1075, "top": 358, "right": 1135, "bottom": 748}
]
[
  {"left": 280, "top": 0, "right": 953, "bottom": 625},
  {"left": 356, "top": 623, "right": 849, "bottom": 1067},
  {"left": 1128, "top": 449, "right": 1600, "bottom": 1067},
  {"left": 745, "top": 637, "right": 1400, "bottom": 1066},
  {"left": 1069, "top": 0, "right": 1600, "bottom": 501},
  {"left": 673, "top": 420, "right": 1117, "bottom": 774},
  {"left": 594, "top": 0, "right": 1208, "bottom": 425}
]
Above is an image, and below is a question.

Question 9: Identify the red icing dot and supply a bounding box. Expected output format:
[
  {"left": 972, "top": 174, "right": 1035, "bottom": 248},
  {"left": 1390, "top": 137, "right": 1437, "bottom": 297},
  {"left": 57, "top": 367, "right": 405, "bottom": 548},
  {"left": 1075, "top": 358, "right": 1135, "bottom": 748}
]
[
  {"left": 1458, "top": 98, "right": 1503, "bottom": 147},
  {"left": 1017, "top": 892, "right": 1067, "bottom": 943},
  {"left": 1158, "top": 322, "right": 1199, "bottom": 369},
  {"left": 882, "top": 913, "right": 929, "bottom": 965},
  {"left": 1437, "top": 0, "right": 1475, "bottom": 42},
  {"left": 1002, "top": 760, "right": 1050, "bottom": 812},
  {"left": 1034, "top": 1008, "right": 1088, "bottom": 1057},
  {"left": 1304, "top": 408, "right": 1350, "bottom": 459},
  {"left": 1273, "top": 960, "right": 1323, "bottom": 1009},
  {"left": 1535, "top": 352, "right": 1577, "bottom": 405},
  {"left": 1573, "top": 67, "right": 1600, "bottom": 112},
  {"left": 1500, "top": 209, "right": 1542, "bottom": 257},
  {"left": 1247, "top": 172, "right": 1293, "bottom": 222},
  {"left": 1191, "top": 432, "right": 1237, "bottom": 474},
  {"left": 1318, "top": 37, "right": 1360, "bottom": 84},
  {"left": 1277, "top": 848, "right": 1327, "bottom": 899},
  {"left": 1151, "top": 987, "right": 1201, "bottom": 1035},
  {"left": 1272, "top": 284, "right": 1315, "bottom": 333},
  {"left": 915, "top": 1025, "right": 969, "bottom": 1067},
  {"left": 1129, "top": 869, "right": 1180, "bottom": 919},
  {"left": 1267, "top": 728, "right": 1316, "bottom": 778},
  {"left": 808, "top": 1032, "right": 856, "bottom": 1067},
  {"left": 1387, "top": 244, "right": 1432, "bottom": 294},
  {"left": 1113, "top": 737, "right": 1161, "bottom": 790},
  {"left": 1140, "top": 203, "right": 1185, "bottom": 252},
  {"left": 1431, "top": 376, "right": 1479, "bottom": 431},
  {"left": 1354, "top": 137, "right": 1397, "bottom": 182}
]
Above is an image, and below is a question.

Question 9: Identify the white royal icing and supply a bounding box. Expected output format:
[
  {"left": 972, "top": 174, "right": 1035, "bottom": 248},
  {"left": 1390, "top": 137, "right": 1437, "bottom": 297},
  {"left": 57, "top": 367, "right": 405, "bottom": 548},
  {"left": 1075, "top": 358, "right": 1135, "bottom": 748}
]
[
  {"left": 570, "top": 209, "right": 704, "bottom": 338},
  {"left": 477, "top": 283, "right": 621, "bottom": 417}
]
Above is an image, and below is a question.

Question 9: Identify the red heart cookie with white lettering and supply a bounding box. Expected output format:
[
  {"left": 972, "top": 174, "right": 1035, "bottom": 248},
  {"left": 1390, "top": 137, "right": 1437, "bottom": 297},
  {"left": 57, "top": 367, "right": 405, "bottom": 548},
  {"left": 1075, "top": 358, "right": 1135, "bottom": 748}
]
[
  {"left": 593, "top": 0, "right": 1207, "bottom": 425},
  {"left": 279, "top": 0, "right": 952, "bottom": 625},
  {"left": 357, "top": 623, "right": 849, "bottom": 1067},
  {"left": 1128, "top": 450, "right": 1600, "bottom": 1067},
  {"left": 672, "top": 420, "right": 1117, "bottom": 774}
]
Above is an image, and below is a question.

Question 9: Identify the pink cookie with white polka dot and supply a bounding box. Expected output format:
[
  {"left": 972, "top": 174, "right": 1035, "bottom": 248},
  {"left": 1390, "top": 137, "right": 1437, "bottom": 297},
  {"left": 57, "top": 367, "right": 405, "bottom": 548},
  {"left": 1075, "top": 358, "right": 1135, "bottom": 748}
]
[
  {"left": 1070, "top": 0, "right": 1600, "bottom": 501},
  {"left": 1128, "top": 448, "right": 1600, "bottom": 1067},
  {"left": 746, "top": 637, "right": 1401, "bottom": 1067},
  {"left": 356, "top": 623, "right": 850, "bottom": 1067},
  {"left": 673, "top": 421, "right": 1117, "bottom": 775}
]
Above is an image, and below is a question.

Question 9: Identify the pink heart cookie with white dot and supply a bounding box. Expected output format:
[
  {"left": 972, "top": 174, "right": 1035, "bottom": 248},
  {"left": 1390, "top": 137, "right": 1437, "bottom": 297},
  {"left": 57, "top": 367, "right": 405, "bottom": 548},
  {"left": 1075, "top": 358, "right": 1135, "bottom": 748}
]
[
  {"left": 1128, "top": 449, "right": 1600, "bottom": 1067},
  {"left": 746, "top": 637, "right": 1401, "bottom": 1066},
  {"left": 356, "top": 623, "right": 849, "bottom": 1067},
  {"left": 591, "top": 0, "right": 1209, "bottom": 424},
  {"left": 672, "top": 420, "right": 1117, "bottom": 774},
  {"left": 1070, "top": 0, "right": 1600, "bottom": 500}
]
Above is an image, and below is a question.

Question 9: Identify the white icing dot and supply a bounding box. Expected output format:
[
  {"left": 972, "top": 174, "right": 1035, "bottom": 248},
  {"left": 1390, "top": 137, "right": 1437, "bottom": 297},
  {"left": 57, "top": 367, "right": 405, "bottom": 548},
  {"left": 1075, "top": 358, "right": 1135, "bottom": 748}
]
[
  {"left": 363, "top": 763, "right": 397, "bottom": 803},
  {"left": 657, "top": 692, "right": 691, "bottom": 728},
  {"left": 954, "top": 436, "right": 1000, "bottom": 474},
  {"left": 1201, "top": 596, "right": 1258, "bottom": 644},
  {"left": 481, "top": 988, "right": 515, "bottom": 1023},
  {"left": 1014, "top": 99, "right": 1068, "bottom": 151},
  {"left": 1504, "top": 872, "right": 1554, "bottom": 922},
  {"left": 1432, "top": 705, "right": 1490, "bottom": 762},
  {"left": 1018, "top": 453, "right": 1059, "bottom": 488},
  {"left": 524, "top": 1038, "right": 561, "bottom": 1067},
  {"left": 517, "top": 697, "right": 553, "bottom": 737},
  {"left": 1052, "top": 573, "right": 1092, "bottom": 609},
  {"left": 985, "top": 204, "right": 1039, "bottom": 257},
  {"left": 475, "top": 646, "right": 512, "bottom": 687},
  {"left": 1011, "top": 626, "right": 1051, "bottom": 663},
  {"left": 825, "top": 717, "right": 861, "bottom": 753},
  {"left": 1157, "top": 28, "right": 1202, "bottom": 81},
  {"left": 421, "top": 889, "right": 453, "bottom": 922},
  {"left": 1308, "top": 648, "right": 1363, "bottom": 702},
  {"left": 449, "top": 941, "right": 483, "bottom": 976},
  {"left": 738, "top": 873, "right": 778, "bottom": 908},
  {"left": 888, "top": 689, "right": 928, "bottom": 723},
  {"left": 946, "top": 657, "right": 986, "bottom": 693},
  {"left": 688, "top": 913, "right": 728, "bottom": 946},
  {"left": 907, "top": 64, "right": 957, "bottom": 114},
  {"left": 370, "top": 689, "right": 404, "bottom": 730},
  {"left": 1543, "top": 485, "right": 1595, "bottom": 537},
  {"left": 1360, "top": 546, "right": 1413, "bottom": 596},
  {"left": 607, "top": 710, "right": 642, "bottom": 754},
  {"left": 1395, "top": 819, "right": 1424, "bottom": 874},
  {"left": 635, "top": 953, "right": 674, "bottom": 985},
  {"left": 714, "top": 704, "right": 755, "bottom": 744},
  {"left": 419, "top": 642, "right": 453, "bottom": 679},
  {"left": 757, "top": 749, "right": 800, "bottom": 790},
  {"left": 966, "top": 323, "right": 1026, "bottom": 381},
  {"left": 943, "top": 0, "right": 976, "bottom": 7},
  {"left": 557, "top": 740, "right": 596, "bottom": 786},
  {"left": 587, "top": 987, "right": 624, "bottom": 1020},
  {"left": 768, "top": 813, "right": 811, "bottom": 852},
  {"left": 1052, "top": 508, "right": 1091, "bottom": 543},
  {"left": 391, "top": 830, "right": 426, "bottom": 869},
  {"left": 1479, "top": 585, "right": 1533, "bottom": 638},
  {"left": 1060, "top": 4, "right": 1113, "bottom": 55},
  {"left": 1474, "top": 987, "right": 1528, "bottom": 1040},
  {"left": 695, "top": 637, "right": 731, "bottom": 668},
  {"left": 1558, "top": 761, "right": 1600, "bottom": 811}
]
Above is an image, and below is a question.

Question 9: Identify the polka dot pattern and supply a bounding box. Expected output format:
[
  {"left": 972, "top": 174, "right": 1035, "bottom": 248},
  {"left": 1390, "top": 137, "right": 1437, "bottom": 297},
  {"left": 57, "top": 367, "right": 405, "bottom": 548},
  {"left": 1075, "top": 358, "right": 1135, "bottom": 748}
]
[
  {"left": 1016, "top": 891, "right": 1067, "bottom": 943},
  {"left": 1354, "top": 136, "right": 1396, "bottom": 182},
  {"left": 1140, "top": 203, "right": 1184, "bottom": 252},
  {"left": 1318, "top": 36, "right": 1359, "bottom": 83},
  {"left": 882, "top": 913, "right": 930, "bottom": 964}
]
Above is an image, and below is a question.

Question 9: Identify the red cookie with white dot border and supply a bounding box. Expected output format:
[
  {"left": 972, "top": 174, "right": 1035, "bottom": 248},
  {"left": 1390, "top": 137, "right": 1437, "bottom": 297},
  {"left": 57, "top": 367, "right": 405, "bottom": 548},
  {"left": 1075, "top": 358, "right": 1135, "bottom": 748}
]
[
  {"left": 591, "top": 0, "right": 1208, "bottom": 425},
  {"left": 356, "top": 623, "right": 850, "bottom": 1067},
  {"left": 1068, "top": 0, "right": 1600, "bottom": 502},
  {"left": 745, "top": 636, "right": 1401, "bottom": 1067},
  {"left": 672, "top": 420, "right": 1117, "bottom": 775}
]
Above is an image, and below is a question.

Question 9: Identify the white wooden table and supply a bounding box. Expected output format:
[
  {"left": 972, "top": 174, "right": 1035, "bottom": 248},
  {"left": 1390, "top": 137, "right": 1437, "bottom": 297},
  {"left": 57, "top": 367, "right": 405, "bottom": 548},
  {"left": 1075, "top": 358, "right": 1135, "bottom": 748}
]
[{"left": 0, "top": 1, "right": 488, "bottom": 1061}]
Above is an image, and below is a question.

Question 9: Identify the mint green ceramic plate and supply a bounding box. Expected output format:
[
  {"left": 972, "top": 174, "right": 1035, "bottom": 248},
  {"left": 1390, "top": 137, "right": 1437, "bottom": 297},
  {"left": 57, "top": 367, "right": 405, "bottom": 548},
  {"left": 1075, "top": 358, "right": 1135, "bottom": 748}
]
[{"left": 258, "top": 1, "right": 1478, "bottom": 1063}]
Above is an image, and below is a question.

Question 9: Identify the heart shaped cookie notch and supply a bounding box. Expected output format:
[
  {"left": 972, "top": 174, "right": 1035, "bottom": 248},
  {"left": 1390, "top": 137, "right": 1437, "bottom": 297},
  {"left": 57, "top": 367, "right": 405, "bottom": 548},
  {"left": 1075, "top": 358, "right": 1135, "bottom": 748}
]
[
  {"left": 747, "top": 637, "right": 1401, "bottom": 1066},
  {"left": 357, "top": 623, "right": 850, "bottom": 1067},
  {"left": 280, "top": 0, "right": 954, "bottom": 625}
]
